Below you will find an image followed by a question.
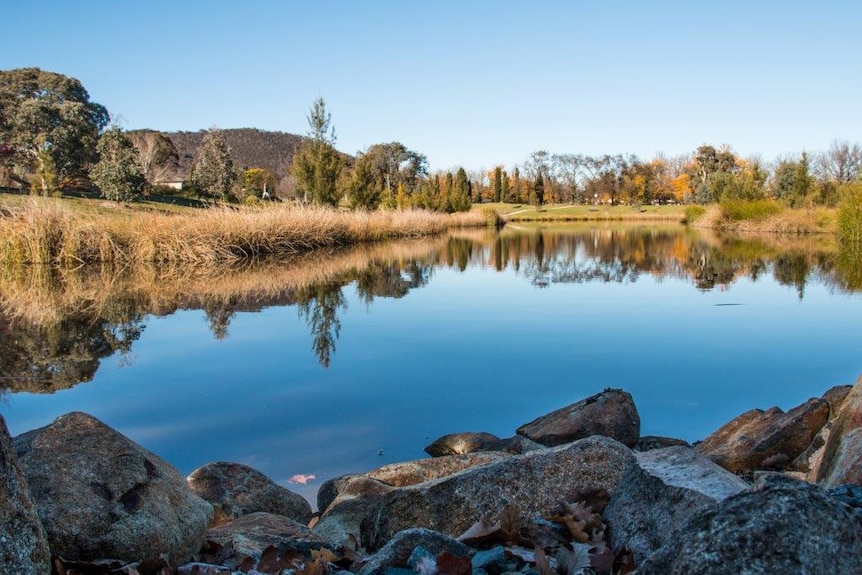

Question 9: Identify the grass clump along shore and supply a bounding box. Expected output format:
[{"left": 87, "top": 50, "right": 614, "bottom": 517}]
[{"left": 0, "top": 196, "right": 488, "bottom": 266}]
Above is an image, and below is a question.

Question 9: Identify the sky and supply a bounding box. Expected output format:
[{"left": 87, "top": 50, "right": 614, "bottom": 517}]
[{"left": 3, "top": 1, "right": 861, "bottom": 172}]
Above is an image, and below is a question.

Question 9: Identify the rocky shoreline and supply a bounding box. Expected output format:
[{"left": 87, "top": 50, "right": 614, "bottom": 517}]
[{"left": 3, "top": 381, "right": 862, "bottom": 574}]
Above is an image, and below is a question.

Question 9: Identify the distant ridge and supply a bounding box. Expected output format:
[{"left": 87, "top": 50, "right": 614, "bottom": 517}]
[{"left": 162, "top": 128, "right": 306, "bottom": 181}]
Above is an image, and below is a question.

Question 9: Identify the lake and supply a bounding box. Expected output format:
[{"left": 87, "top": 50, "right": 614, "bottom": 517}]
[{"left": 2, "top": 223, "right": 862, "bottom": 505}]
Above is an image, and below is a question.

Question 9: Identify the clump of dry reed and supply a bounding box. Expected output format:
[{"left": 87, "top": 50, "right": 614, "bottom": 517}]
[{"left": 0, "top": 199, "right": 484, "bottom": 265}]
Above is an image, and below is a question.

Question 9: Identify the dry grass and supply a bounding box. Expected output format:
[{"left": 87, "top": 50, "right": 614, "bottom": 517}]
[
  {"left": 0, "top": 198, "right": 487, "bottom": 265},
  {"left": 692, "top": 205, "right": 836, "bottom": 234}
]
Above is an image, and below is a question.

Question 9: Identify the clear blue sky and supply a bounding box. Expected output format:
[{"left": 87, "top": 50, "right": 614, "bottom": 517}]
[{"left": 3, "top": 1, "right": 860, "bottom": 172}]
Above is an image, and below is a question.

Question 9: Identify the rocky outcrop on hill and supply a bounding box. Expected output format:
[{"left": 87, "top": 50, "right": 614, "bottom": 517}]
[
  {"left": 0, "top": 414, "right": 50, "bottom": 575},
  {"left": 12, "top": 411, "right": 212, "bottom": 565},
  {"left": 516, "top": 388, "right": 640, "bottom": 447},
  {"left": 187, "top": 461, "right": 312, "bottom": 527}
]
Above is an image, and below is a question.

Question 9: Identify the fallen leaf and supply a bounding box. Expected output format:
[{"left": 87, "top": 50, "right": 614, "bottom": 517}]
[
  {"left": 436, "top": 551, "right": 472, "bottom": 575},
  {"left": 589, "top": 542, "right": 615, "bottom": 575},
  {"left": 288, "top": 473, "right": 317, "bottom": 484},
  {"left": 613, "top": 546, "right": 636, "bottom": 575},
  {"left": 257, "top": 545, "right": 296, "bottom": 574},
  {"left": 457, "top": 517, "right": 505, "bottom": 547},
  {"left": 533, "top": 547, "right": 554, "bottom": 575},
  {"left": 557, "top": 545, "right": 591, "bottom": 575}
]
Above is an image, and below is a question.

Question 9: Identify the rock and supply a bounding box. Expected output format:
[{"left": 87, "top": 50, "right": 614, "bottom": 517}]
[
  {"left": 12, "top": 411, "right": 213, "bottom": 564},
  {"left": 827, "top": 484, "right": 862, "bottom": 512},
  {"left": 203, "top": 512, "right": 329, "bottom": 569},
  {"left": 187, "top": 461, "right": 312, "bottom": 527},
  {"left": 603, "top": 446, "right": 749, "bottom": 564},
  {"left": 314, "top": 476, "right": 395, "bottom": 547},
  {"left": 424, "top": 432, "right": 543, "bottom": 457},
  {"left": 695, "top": 396, "right": 830, "bottom": 473},
  {"left": 634, "top": 435, "right": 689, "bottom": 451},
  {"left": 425, "top": 432, "right": 504, "bottom": 456},
  {"left": 317, "top": 452, "right": 510, "bottom": 514},
  {"left": 637, "top": 475, "right": 862, "bottom": 574},
  {"left": 356, "top": 528, "right": 472, "bottom": 575},
  {"left": 0, "top": 414, "right": 50, "bottom": 575},
  {"left": 516, "top": 388, "right": 640, "bottom": 447},
  {"left": 366, "top": 436, "right": 633, "bottom": 550},
  {"left": 805, "top": 376, "right": 862, "bottom": 487}
]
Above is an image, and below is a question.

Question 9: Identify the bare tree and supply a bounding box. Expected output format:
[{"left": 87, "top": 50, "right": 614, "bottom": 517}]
[{"left": 816, "top": 140, "right": 862, "bottom": 184}]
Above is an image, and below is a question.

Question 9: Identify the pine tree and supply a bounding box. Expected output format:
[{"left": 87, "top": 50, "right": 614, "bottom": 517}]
[
  {"left": 291, "top": 97, "right": 343, "bottom": 206},
  {"left": 89, "top": 128, "right": 146, "bottom": 202},
  {"left": 493, "top": 166, "right": 502, "bottom": 203},
  {"left": 501, "top": 170, "right": 510, "bottom": 202},
  {"left": 448, "top": 167, "right": 473, "bottom": 212},
  {"left": 346, "top": 153, "right": 381, "bottom": 209}
]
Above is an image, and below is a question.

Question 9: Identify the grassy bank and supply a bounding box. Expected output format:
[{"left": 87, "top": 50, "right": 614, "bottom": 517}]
[
  {"left": 0, "top": 195, "right": 488, "bottom": 265},
  {"left": 692, "top": 203, "right": 837, "bottom": 234},
  {"left": 476, "top": 203, "right": 686, "bottom": 222}
]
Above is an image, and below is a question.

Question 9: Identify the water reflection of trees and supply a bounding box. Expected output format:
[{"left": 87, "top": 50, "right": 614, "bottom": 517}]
[
  {"left": 0, "top": 239, "right": 444, "bottom": 392},
  {"left": 2, "top": 227, "right": 860, "bottom": 393}
]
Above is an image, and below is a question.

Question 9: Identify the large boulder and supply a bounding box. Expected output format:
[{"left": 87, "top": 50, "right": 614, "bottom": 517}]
[
  {"left": 637, "top": 475, "right": 862, "bottom": 574},
  {"left": 695, "top": 397, "right": 830, "bottom": 473},
  {"left": 12, "top": 412, "right": 213, "bottom": 564},
  {"left": 603, "top": 446, "right": 749, "bottom": 564},
  {"left": 203, "top": 512, "right": 330, "bottom": 569},
  {"left": 516, "top": 388, "right": 640, "bottom": 447},
  {"left": 804, "top": 377, "right": 862, "bottom": 487},
  {"left": 313, "top": 476, "right": 396, "bottom": 547},
  {"left": 317, "top": 452, "right": 510, "bottom": 513},
  {"left": 356, "top": 528, "right": 472, "bottom": 575},
  {"left": 315, "top": 435, "right": 634, "bottom": 551},
  {"left": 424, "top": 432, "right": 542, "bottom": 456},
  {"left": 187, "top": 461, "right": 312, "bottom": 527},
  {"left": 0, "top": 414, "right": 50, "bottom": 575}
]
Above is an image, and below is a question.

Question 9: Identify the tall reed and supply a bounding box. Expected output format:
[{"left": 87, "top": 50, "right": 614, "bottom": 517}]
[{"left": 0, "top": 200, "right": 486, "bottom": 266}]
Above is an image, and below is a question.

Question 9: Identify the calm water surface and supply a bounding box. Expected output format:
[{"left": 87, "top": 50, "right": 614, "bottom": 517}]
[{"left": 2, "top": 224, "right": 861, "bottom": 504}]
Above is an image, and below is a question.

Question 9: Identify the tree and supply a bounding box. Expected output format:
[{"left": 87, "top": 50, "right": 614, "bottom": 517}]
[
  {"left": 243, "top": 167, "right": 277, "bottom": 198},
  {"left": 817, "top": 140, "right": 862, "bottom": 184},
  {"left": 346, "top": 152, "right": 382, "bottom": 209},
  {"left": 0, "top": 68, "right": 109, "bottom": 187},
  {"left": 448, "top": 167, "right": 472, "bottom": 212},
  {"left": 492, "top": 166, "right": 502, "bottom": 203},
  {"left": 190, "top": 129, "right": 236, "bottom": 201},
  {"left": 126, "top": 130, "right": 179, "bottom": 188},
  {"left": 291, "top": 97, "right": 343, "bottom": 206},
  {"left": 89, "top": 128, "right": 146, "bottom": 202},
  {"left": 772, "top": 154, "right": 813, "bottom": 206},
  {"left": 532, "top": 173, "right": 545, "bottom": 206},
  {"left": 501, "top": 170, "right": 510, "bottom": 202}
]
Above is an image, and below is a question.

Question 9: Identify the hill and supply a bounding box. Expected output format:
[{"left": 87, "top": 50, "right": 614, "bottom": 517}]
[{"left": 163, "top": 128, "right": 306, "bottom": 182}]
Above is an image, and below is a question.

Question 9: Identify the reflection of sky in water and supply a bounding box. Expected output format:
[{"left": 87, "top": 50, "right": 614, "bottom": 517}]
[{"left": 4, "top": 230, "right": 862, "bottom": 508}]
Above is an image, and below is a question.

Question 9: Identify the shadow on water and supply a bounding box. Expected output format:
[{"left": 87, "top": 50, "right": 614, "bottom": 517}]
[{"left": 1, "top": 224, "right": 859, "bottom": 392}]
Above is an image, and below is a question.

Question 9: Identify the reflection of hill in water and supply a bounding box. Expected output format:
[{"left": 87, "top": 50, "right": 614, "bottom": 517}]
[{"left": 2, "top": 226, "right": 858, "bottom": 393}]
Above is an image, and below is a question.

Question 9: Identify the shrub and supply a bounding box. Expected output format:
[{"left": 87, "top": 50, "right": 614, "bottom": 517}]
[
  {"left": 837, "top": 183, "right": 862, "bottom": 246},
  {"left": 684, "top": 205, "right": 706, "bottom": 224},
  {"left": 720, "top": 199, "right": 781, "bottom": 221}
]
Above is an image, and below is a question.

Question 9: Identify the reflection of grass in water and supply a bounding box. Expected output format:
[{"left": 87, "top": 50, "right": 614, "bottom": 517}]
[
  {"left": 834, "top": 245, "right": 862, "bottom": 292},
  {"left": 0, "top": 237, "right": 450, "bottom": 328}
]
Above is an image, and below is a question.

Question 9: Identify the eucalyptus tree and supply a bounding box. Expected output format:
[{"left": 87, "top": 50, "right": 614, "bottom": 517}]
[
  {"left": 89, "top": 127, "right": 146, "bottom": 202},
  {"left": 0, "top": 67, "right": 109, "bottom": 191},
  {"left": 191, "top": 128, "right": 237, "bottom": 201}
]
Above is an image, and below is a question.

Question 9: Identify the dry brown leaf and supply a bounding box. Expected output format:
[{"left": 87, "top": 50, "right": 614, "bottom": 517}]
[
  {"left": 590, "top": 542, "right": 615, "bottom": 575},
  {"left": 533, "top": 547, "right": 555, "bottom": 575},
  {"left": 257, "top": 545, "right": 297, "bottom": 574},
  {"left": 613, "top": 546, "right": 636, "bottom": 575},
  {"left": 436, "top": 551, "right": 472, "bottom": 575},
  {"left": 457, "top": 517, "right": 505, "bottom": 546}
]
